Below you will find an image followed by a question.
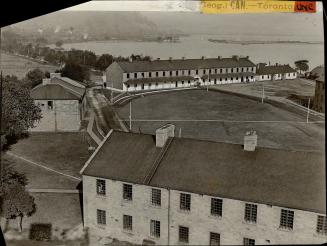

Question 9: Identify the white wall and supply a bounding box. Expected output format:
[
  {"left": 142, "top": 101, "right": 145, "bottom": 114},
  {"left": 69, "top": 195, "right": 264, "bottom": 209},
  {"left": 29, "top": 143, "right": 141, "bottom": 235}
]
[{"left": 83, "top": 176, "right": 327, "bottom": 245}]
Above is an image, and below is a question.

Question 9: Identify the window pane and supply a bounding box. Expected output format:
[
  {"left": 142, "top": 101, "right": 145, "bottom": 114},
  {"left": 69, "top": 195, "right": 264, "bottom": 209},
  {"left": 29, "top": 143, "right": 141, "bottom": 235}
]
[
  {"left": 151, "top": 189, "right": 161, "bottom": 206},
  {"left": 243, "top": 238, "right": 255, "bottom": 245},
  {"left": 180, "top": 193, "right": 191, "bottom": 211},
  {"left": 179, "top": 226, "right": 189, "bottom": 243},
  {"left": 123, "top": 184, "right": 133, "bottom": 200},
  {"left": 317, "top": 215, "right": 327, "bottom": 234},
  {"left": 123, "top": 215, "right": 132, "bottom": 231},
  {"left": 96, "top": 179, "right": 106, "bottom": 195},
  {"left": 280, "top": 209, "right": 294, "bottom": 230},
  {"left": 150, "top": 220, "right": 160, "bottom": 238},
  {"left": 210, "top": 232, "right": 220, "bottom": 246},
  {"left": 97, "top": 209, "right": 106, "bottom": 225},
  {"left": 211, "top": 198, "right": 223, "bottom": 216},
  {"left": 244, "top": 204, "right": 257, "bottom": 223}
]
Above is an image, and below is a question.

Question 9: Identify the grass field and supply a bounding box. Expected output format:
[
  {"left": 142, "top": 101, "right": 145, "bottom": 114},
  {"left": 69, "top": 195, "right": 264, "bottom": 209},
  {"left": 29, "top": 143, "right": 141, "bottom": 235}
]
[
  {"left": 0, "top": 52, "right": 58, "bottom": 79},
  {"left": 116, "top": 89, "right": 324, "bottom": 151}
]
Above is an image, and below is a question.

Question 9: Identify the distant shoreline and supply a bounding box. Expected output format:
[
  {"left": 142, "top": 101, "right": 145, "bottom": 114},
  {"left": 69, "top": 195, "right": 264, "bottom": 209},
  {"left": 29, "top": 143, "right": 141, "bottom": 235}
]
[{"left": 208, "top": 39, "right": 324, "bottom": 45}]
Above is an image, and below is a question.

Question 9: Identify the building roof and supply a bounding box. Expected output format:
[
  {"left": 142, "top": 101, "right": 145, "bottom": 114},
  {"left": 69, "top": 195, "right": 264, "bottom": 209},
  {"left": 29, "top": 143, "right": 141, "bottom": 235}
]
[
  {"left": 257, "top": 64, "right": 296, "bottom": 75},
  {"left": 31, "top": 83, "right": 83, "bottom": 100},
  {"left": 82, "top": 131, "right": 325, "bottom": 214},
  {"left": 113, "top": 57, "right": 256, "bottom": 73},
  {"left": 310, "top": 65, "right": 324, "bottom": 78},
  {"left": 31, "top": 76, "right": 85, "bottom": 100}
]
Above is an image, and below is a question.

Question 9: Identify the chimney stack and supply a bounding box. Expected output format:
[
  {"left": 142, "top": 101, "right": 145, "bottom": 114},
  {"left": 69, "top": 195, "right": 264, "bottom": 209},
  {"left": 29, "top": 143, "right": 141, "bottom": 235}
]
[
  {"left": 182, "top": 56, "right": 185, "bottom": 60},
  {"left": 232, "top": 55, "right": 239, "bottom": 61},
  {"left": 217, "top": 56, "right": 221, "bottom": 60},
  {"left": 42, "top": 78, "right": 51, "bottom": 85},
  {"left": 50, "top": 72, "right": 61, "bottom": 79},
  {"left": 243, "top": 130, "right": 257, "bottom": 151},
  {"left": 156, "top": 124, "right": 175, "bottom": 148},
  {"left": 201, "top": 56, "right": 205, "bottom": 60},
  {"left": 169, "top": 57, "right": 172, "bottom": 62},
  {"left": 157, "top": 58, "right": 160, "bottom": 61}
]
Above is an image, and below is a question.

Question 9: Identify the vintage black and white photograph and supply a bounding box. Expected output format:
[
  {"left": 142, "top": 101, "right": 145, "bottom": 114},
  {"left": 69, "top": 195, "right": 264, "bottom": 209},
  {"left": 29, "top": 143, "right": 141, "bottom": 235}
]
[{"left": 0, "top": 0, "right": 325, "bottom": 245}]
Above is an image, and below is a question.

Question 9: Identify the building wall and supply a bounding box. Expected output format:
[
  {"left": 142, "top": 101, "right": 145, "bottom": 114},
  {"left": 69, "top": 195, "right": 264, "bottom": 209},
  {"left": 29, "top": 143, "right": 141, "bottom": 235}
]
[
  {"left": 31, "top": 100, "right": 81, "bottom": 132},
  {"left": 83, "top": 175, "right": 327, "bottom": 245},
  {"left": 106, "top": 62, "right": 124, "bottom": 89},
  {"left": 313, "top": 80, "right": 325, "bottom": 113}
]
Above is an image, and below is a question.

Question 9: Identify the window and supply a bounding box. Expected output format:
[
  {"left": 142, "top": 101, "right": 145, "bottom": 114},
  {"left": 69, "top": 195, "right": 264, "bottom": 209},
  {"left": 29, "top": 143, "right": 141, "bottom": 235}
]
[
  {"left": 149, "top": 72, "right": 152, "bottom": 78},
  {"left": 179, "top": 226, "right": 189, "bottom": 243},
  {"left": 203, "top": 69, "right": 206, "bottom": 74},
  {"left": 150, "top": 220, "right": 160, "bottom": 238},
  {"left": 134, "top": 73, "right": 137, "bottom": 78},
  {"left": 188, "top": 70, "right": 191, "bottom": 75},
  {"left": 126, "top": 84, "right": 130, "bottom": 89},
  {"left": 211, "top": 198, "right": 223, "bottom": 216},
  {"left": 210, "top": 232, "right": 220, "bottom": 246},
  {"left": 182, "top": 70, "right": 185, "bottom": 75},
  {"left": 180, "top": 193, "right": 191, "bottom": 211},
  {"left": 47, "top": 101, "right": 53, "bottom": 110},
  {"left": 142, "top": 72, "right": 145, "bottom": 78},
  {"left": 317, "top": 215, "right": 327, "bottom": 234},
  {"left": 97, "top": 209, "right": 106, "bottom": 225},
  {"left": 127, "top": 73, "right": 130, "bottom": 79},
  {"left": 244, "top": 203, "right": 257, "bottom": 223},
  {"left": 96, "top": 179, "right": 106, "bottom": 195},
  {"left": 196, "top": 70, "right": 198, "bottom": 75},
  {"left": 280, "top": 209, "right": 294, "bottom": 230},
  {"left": 176, "top": 71, "right": 179, "bottom": 76},
  {"left": 163, "top": 71, "right": 166, "bottom": 76},
  {"left": 220, "top": 69, "right": 223, "bottom": 73},
  {"left": 243, "top": 238, "right": 255, "bottom": 245},
  {"left": 170, "top": 71, "right": 173, "bottom": 76},
  {"left": 123, "top": 184, "right": 132, "bottom": 201},
  {"left": 123, "top": 215, "right": 132, "bottom": 231},
  {"left": 151, "top": 189, "right": 161, "bottom": 206},
  {"left": 156, "top": 72, "right": 159, "bottom": 77}
]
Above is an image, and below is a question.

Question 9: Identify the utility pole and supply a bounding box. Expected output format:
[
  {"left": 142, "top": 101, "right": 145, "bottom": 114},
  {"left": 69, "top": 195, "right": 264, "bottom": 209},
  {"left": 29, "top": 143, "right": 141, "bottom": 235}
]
[
  {"left": 306, "top": 97, "right": 311, "bottom": 123},
  {"left": 129, "top": 100, "right": 132, "bottom": 131},
  {"left": 261, "top": 82, "right": 265, "bottom": 104},
  {"left": 0, "top": 71, "right": 3, "bottom": 186},
  {"left": 207, "top": 72, "right": 209, "bottom": 92}
]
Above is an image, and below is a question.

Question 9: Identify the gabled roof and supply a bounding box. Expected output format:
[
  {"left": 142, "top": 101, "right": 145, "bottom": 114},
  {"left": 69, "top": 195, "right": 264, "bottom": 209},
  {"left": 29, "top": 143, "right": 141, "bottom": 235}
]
[
  {"left": 257, "top": 64, "right": 296, "bottom": 75},
  {"left": 31, "top": 84, "right": 83, "bottom": 100},
  {"left": 31, "top": 76, "right": 86, "bottom": 100},
  {"left": 114, "top": 57, "right": 256, "bottom": 73},
  {"left": 82, "top": 131, "right": 325, "bottom": 214}
]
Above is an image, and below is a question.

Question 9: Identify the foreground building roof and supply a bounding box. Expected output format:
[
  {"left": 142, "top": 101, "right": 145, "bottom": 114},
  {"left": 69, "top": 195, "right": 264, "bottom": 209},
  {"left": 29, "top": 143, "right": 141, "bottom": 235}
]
[
  {"left": 256, "top": 64, "right": 296, "bottom": 75},
  {"left": 81, "top": 131, "right": 325, "bottom": 214},
  {"left": 30, "top": 76, "right": 86, "bottom": 100},
  {"left": 113, "top": 57, "right": 256, "bottom": 73}
]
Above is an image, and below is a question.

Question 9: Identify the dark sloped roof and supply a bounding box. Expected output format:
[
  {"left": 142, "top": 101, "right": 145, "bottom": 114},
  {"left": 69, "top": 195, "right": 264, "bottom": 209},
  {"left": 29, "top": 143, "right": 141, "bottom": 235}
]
[
  {"left": 82, "top": 131, "right": 325, "bottom": 214},
  {"left": 116, "top": 57, "right": 256, "bottom": 73},
  {"left": 51, "top": 77, "right": 86, "bottom": 97},
  {"left": 257, "top": 64, "right": 296, "bottom": 75},
  {"left": 31, "top": 84, "right": 82, "bottom": 100}
]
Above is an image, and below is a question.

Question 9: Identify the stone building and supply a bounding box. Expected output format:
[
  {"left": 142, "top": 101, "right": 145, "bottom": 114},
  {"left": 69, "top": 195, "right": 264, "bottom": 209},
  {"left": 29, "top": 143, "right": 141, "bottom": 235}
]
[
  {"left": 313, "top": 74, "right": 325, "bottom": 113},
  {"left": 80, "top": 125, "right": 326, "bottom": 245},
  {"left": 255, "top": 64, "right": 297, "bottom": 81},
  {"left": 30, "top": 73, "right": 86, "bottom": 132},
  {"left": 106, "top": 56, "right": 257, "bottom": 92}
]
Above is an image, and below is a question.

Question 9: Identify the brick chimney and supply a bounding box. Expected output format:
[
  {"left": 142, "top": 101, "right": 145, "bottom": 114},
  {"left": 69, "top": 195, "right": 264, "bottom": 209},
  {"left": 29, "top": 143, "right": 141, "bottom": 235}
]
[
  {"left": 217, "top": 56, "right": 222, "bottom": 60},
  {"left": 243, "top": 130, "right": 257, "bottom": 151},
  {"left": 42, "top": 78, "right": 51, "bottom": 85},
  {"left": 156, "top": 124, "right": 175, "bottom": 148},
  {"left": 201, "top": 56, "right": 205, "bottom": 60},
  {"left": 232, "top": 55, "right": 239, "bottom": 61},
  {"left": 169, "top": 57, "right": 172, "bottom": 62}
]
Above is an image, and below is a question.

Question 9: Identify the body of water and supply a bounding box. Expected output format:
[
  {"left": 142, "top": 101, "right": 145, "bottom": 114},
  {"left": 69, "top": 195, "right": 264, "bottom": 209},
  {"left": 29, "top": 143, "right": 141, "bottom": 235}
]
[{"left": 55, "top": 34, "right": 324, "bottom": 69}]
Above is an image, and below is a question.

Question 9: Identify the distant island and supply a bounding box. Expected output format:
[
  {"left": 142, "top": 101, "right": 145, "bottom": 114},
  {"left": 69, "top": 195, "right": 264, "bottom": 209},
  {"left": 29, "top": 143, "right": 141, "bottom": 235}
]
[{"left": 208, "top": 38, "right": 323, "bottom": 45}]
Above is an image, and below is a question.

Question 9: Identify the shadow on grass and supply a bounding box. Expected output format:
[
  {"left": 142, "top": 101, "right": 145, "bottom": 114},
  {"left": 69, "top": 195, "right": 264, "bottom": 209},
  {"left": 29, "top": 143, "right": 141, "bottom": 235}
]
[
  {"left": 29, "top": 223, "right": 52, "bottom": 242},
  {"left": 2, "top": 133, "right": 30, "bottom": 152}
]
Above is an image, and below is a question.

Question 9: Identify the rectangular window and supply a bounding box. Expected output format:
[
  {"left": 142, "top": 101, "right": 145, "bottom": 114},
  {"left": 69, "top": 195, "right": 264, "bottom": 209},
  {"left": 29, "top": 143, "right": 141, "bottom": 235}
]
[
  {"left": 151, "top": 188, "right": 161, "bottom": 206},
  {"left": 280, "top": 209, "right": 294, "bottom": 230},
  {"left": 156, "top": 72, "right": 159, "bottom": 77},
  {"left": 123, "top": 215, "right": 132, "bottom": 231},
  {"left": 182, "top": 70, "right": 185, "bottom": 75},
  {"left": 220, "top": 69, "right": 223, "bottom": 73},
  {"left": 142, "top": 72, "right": 145, "bottom": 78},
  {"left": 176, "top": 71, "right": 179, "bottom": 76},
  {"left": 123, "top": 183, "right": 132, "bottom": 201},
  {"left": 317, "top": 215, "right": 327, "bottom": 234},
  {"left": 210, "top": 232, "right": 220, "bottom": 246},
  {"left": 170, "top": 71, "right": 173, "bottom": 76},
  {"left": 196, "top": 70, "right": 198, "bottom": 75},
  {"left": 244, "top": 203, "right": 257, "bottom": 223},
  {"left": 243, "top": 238, "right": 255, "bottom": 245},
  {"left": 97, "top": 209, "right": 106, "bottom": 225},
  {"left": 149, "top": 72, "right": 152, "bottom": 78},
  {"left": 180, "top": 193, "right": 191, "bottom": 211},
  {"left": 163, "top": 71, "right": 165, "bottom": 76},
  {"left": 203, "top": 69, "right": 206, "bottom": 74},
  {"left": 127, "top": 73, "right": 130, "bottom": 79},
  {"left": 96, "top": 179, "right": 106, "bottom": 195},
  {"left": 134, "top": 73, "right": 137, "bottom": 78},
  {"left": 188, "top": 70, "right": 191, "bottom": 75},
  {"left": 150, "top": 220, "right": 160, "bottom": 238},
  {"left": 47, "top": 101, "right": 53, "bottom": 110},
  {"left": 211, "top": 198, "right": 223, "bottom": 217},
  {"left": 179, "top": 226, "right": 189, "bottom": 243}
]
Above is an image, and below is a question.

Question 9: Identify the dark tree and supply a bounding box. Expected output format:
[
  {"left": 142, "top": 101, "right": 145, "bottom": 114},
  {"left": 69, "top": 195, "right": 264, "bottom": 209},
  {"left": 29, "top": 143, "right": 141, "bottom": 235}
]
[
  {"left": 95, "top": 54, "right": 114, "bottom": 71},
  {"left": 294, "top": 60, "right": 309, "bottom": 75},
  {"left": 55, "top": 40, "right": 63, "bottom": 48},
  {"left": 59, "top": 61, "right": 90, "bottom": 82},
  {"left": 25, "top": 68, "right": 46, "bottom": 88},
  {"left": 1, "top": 76, "right": 42, "bottom": 149}
]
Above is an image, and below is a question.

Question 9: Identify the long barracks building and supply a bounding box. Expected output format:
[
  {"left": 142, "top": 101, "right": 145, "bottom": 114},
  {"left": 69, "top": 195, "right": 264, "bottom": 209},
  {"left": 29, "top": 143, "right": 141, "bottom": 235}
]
[
  {"left": 80, "top": 125, "right": 326, "bottom": 245},
  {"left": 106, "top": 56, "right": 257, "bottom": 92}
]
